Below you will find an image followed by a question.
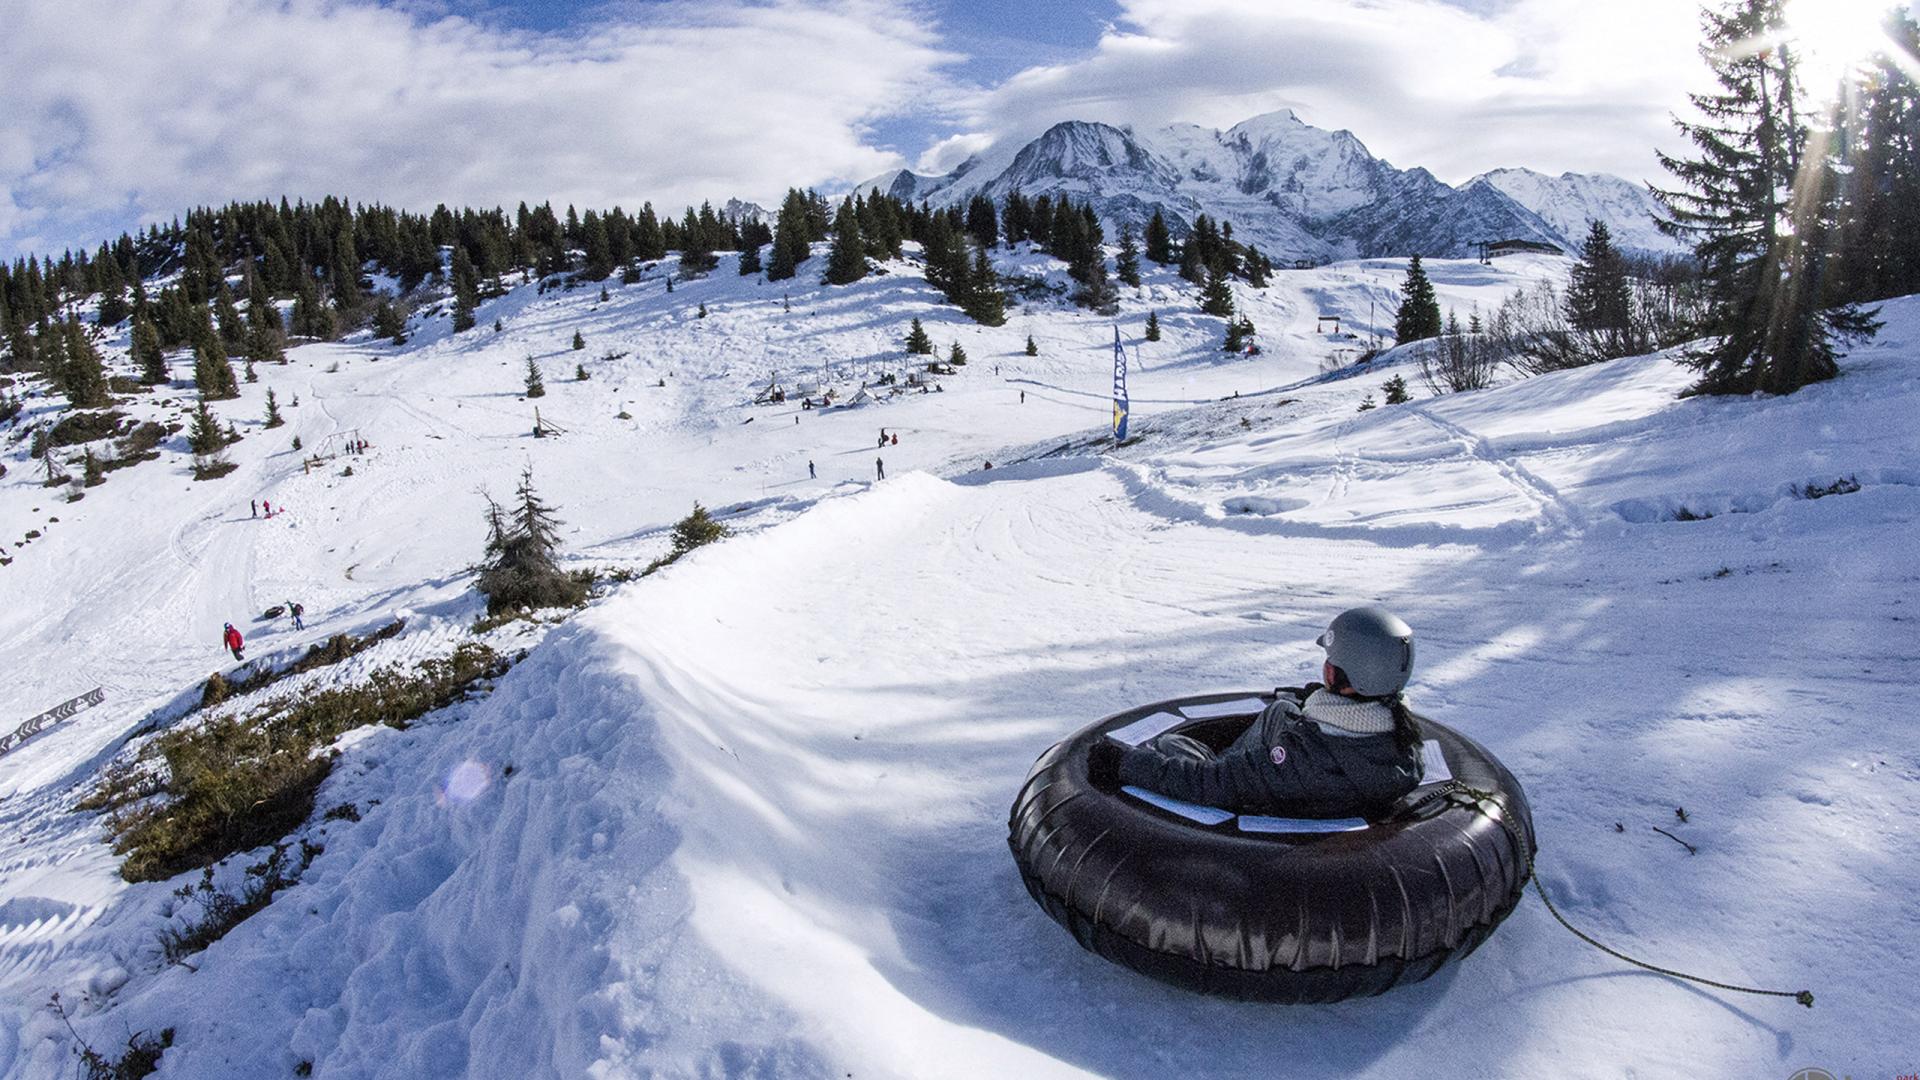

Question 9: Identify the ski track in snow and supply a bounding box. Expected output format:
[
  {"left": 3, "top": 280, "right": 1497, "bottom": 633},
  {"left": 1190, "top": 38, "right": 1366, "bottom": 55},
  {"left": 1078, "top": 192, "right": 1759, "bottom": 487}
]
[{"left": 0, "top": 249, "right": 1915, "bottom": 1078}]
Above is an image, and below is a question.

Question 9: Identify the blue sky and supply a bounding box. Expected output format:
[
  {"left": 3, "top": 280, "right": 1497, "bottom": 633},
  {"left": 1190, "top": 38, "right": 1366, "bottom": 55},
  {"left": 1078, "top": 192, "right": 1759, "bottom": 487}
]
[{"left": 2, "top": 0, "right": 1906, "bottom": 260}]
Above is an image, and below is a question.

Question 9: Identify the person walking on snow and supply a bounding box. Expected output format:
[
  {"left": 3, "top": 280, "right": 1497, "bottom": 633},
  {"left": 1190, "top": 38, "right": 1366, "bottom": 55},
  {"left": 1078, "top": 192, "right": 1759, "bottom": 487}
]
[
  {"left": 1087, "top": 607, "right": 1426, "bottom": 817},
  {"left": 288, "top": 601, "right": 305, "bottom": 630},
  {"left": 251, "top": 499, "right": 257, "bottom": 518},
  {"left": 878, "top": 429, "right": 888, "bottom": 449},
  {"left": 263, "top": 500, "right": 272, "bottom": 519},
  {"left": 876, "top": 457, "right": 885, "bottom": 480},
  {"left": 808, "top": 460, "right": 816, "bottom": 479},
  {"left": 223, "top": 622, "right": 246, "bottom": 662}
]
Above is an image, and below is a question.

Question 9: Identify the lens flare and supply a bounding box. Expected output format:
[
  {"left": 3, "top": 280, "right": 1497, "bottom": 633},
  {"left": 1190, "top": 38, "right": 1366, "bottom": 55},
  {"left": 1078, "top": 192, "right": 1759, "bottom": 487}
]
[
  {"left": 1784, "top": 0, "right": 1897, "bottom": 91},
  {"left": 440, "top": 759, "right": 492, "bottom": 804}
]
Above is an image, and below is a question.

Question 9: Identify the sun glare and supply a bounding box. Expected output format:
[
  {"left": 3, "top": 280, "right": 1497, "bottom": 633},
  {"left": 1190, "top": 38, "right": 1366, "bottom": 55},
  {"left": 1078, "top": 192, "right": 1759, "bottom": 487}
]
[{"left": 1784, "top": 0, "right": 1898, "bottom": 90}]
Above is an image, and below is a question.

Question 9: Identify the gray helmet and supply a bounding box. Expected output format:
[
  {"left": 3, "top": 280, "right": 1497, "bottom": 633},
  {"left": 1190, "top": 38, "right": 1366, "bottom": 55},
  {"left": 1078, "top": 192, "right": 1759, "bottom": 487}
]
[{"left": 1316, "top": 606, "right": 1414, "bottom": 697}]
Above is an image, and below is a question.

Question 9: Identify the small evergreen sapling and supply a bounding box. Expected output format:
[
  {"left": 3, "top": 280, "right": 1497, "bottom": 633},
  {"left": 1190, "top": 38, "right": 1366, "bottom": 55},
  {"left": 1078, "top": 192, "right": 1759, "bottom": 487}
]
[
  {"left": 1025, "top": 335, "right": 1038, "bottom": 356},
  {"left": 696, "top": 302, "right": 707, "bottom": 319},
  {"left": 264, "top": 388, "right": 284, "bottom": 428},
  {"left": 572, "top": 330, "right": 585, "bottom": 350},
  {"left": 524, "top": 357, "right": 546, "bottom": 398},
  {"left": 904, "top": 318, "right": 934, "bottom": 355},
  {"left": 1382, "top": 375, "right": 1411, "bottom": 405},
  {"left": 1144, "top": 310, "right": 1161, "bottom": 341},
  {"left": 1357, "top": 394, "right": 1378, "bottom": 412},
  {"left": 949, "top": 341, "right": 968, "bottom": 366}
]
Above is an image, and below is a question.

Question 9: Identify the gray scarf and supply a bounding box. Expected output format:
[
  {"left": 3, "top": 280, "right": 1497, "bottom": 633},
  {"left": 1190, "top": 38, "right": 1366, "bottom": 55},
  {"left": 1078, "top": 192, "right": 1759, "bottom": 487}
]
[{"left": 1301, "top": 688, "right": 1397, "bottom": 735}]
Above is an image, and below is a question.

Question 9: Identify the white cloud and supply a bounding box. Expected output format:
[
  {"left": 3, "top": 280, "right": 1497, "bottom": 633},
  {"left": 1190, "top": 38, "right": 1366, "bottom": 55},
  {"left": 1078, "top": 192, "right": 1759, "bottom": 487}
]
[
  {"left": 963, "top": 0, "right": 1706, "bottom": 184},
  {"left": 0, "top": 0, "right": 961, "bottom": 256},
  {"left": 913, "top": 131, "right": 995, "bottom": 174}
]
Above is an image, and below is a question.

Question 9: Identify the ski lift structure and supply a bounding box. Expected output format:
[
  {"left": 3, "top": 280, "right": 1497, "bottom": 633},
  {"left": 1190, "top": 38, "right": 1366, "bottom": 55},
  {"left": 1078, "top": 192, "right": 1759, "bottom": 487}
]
[
  {"left": 531, "top": 408, "right": 568, "bottom": 439},
  {"left": 314, "top": 429, "right": 364, "bottom": 459}
]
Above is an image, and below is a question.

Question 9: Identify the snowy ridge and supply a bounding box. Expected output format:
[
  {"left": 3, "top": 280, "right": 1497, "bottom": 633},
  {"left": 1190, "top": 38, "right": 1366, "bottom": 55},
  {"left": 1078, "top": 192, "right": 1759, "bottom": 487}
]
[
  {"left": 859, "top": 110, "right": 1677, "bottom": 261},
  {"left": 0, "top": 244, "right": 1913, "bottom": 1076}
]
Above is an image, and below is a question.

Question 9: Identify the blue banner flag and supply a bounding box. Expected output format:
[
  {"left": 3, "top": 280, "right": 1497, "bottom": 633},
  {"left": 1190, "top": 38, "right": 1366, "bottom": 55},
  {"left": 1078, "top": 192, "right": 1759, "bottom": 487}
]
[{"left": 1111, "top": 325, "right": 1129, "bottom": 442}]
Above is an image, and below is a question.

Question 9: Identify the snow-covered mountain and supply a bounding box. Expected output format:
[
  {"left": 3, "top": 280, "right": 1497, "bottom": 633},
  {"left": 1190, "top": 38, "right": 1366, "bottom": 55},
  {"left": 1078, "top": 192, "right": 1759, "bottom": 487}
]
[
  {"left": 1469, "top": 168, "right": 1675, "bottom": 255},
  {"left": 863, "top": 111, "right": 1681, "bottom": 261}
]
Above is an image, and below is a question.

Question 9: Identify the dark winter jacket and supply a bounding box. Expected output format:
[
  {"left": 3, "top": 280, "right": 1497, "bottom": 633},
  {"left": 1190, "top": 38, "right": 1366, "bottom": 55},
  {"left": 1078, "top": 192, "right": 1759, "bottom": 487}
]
[{"left": 1116, "top": 688, "right": 1424, "bottom": 817}]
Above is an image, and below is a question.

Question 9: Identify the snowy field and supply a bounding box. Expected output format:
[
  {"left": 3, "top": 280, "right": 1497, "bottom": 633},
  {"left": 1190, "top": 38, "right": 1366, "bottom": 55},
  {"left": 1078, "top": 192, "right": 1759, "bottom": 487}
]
[{"left": 0, "top": 248, "right": 1914, "bottom": 1078}]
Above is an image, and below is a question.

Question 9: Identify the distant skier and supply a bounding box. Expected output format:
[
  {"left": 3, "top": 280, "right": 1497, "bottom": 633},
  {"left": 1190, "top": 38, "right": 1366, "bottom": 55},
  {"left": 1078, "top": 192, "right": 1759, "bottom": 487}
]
[
  {"left": 808, "top": 460, "right": 816, "bottom": 479},
  {"left": 877, "top": 430, "right": 888, "bottom": 449},
  {"left": 251, "top": 499, "right": 257, "bottom": 518},
  {"left": 223, "top": 623, "right": 246, "bottom": 662},
  {"left": 890, "top": 433, "right": 898, "bottom": 446},
  {"left": 288, "top": 601, "right": 305, "bottom": 630},
  {"left": 876, "top": 457, "right": 885, "bottom": 480},
  {"left": 263, "top": 500, "right": 273, "bottom": 518},
  {"left": 1020, "top": 390, "right": 1026, "bottom": 404}
]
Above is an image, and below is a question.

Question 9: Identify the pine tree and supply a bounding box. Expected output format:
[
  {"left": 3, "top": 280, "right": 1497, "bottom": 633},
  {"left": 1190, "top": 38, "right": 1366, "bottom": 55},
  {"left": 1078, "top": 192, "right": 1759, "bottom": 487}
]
[
  {"left": 949, "top": 341, "right": 968, "bottom": 366},
  {"left": 962, "top": 246, "right": 1008, "bottom": 325},
  {"left": 904, "top": 318, "right": 934, "bottom": 355},
  {"left": 766, "top": 190, "right": 812, "bottom": 282},
  {"left": 1244, "top": 246, "right": 1271, "bottom": 287},
  {"left": 188, "top": 399, "right": 224, "bottom": 454},
  {"left": 1116, "top": 224, "right": 1142, "bottom": 287},
  {"left": 476, "top": 467, "right": 588, "bottom": 613},
  {"left": 373, "top": 300, "right": 407, "bottom": 345},
  {"left": 576, "top": 363, "right": 589, "bottom": 381},
  {"left": 524, "top": 356, "right": 545, "bottom": 398},
  {"left": 1357, "top": 394, "right": 1378, "bottom": 412},
  {"left": 738, "top": 243, "right": 762, "bottom": 276},
  {"left": 1653, "top": 0, "right": 1877, "bottom": 395},
  {"left": 247, "top": 318, "right": 287, "bottom": 366},
  {"left": 451, "top": 246, "right": 479, "bottom": 333},
  {"left": 1025, "top": 334, "right": 1038, "bottom": 356},
  {"left": 83, "top": 447, "right": 105, "bottom": 487},
  {"left": 1566, "top": 220, "right": 1634, "bottom": 338},
  {"left": 1222, "top": 317, "right": 1245, "bottom": 353},
  {"left": 133, "top": 317, "right": 167, "bottom": 384},
  {"left": 572, "top": 329, "right": 585, "bottom": 350},
  {"left": 824, "top": 198, "right": 869, "bottom": 285},
  {"left": 668, "top": 502, "right": 729, "bottom": 556},
  {"left": 1200, "top": 265, "right": 1235, "bottom": 317},
  {"left": 264, "top": 388, "right": 284, "bottom": 428},
  {"left": 59, "top": 320, "right": 110, "bottom": 408},
  {"left": 1393, "top": 255, "right": 1442, "bottom": 343},
  {"left": 193, "top": 335, "right": 239, "bottom": 400},
  {"left": 1383, "top": 375, "right": 1411, "bottom": 404},
  {"left": 1144, "top": 209, "right": 1174, "bottom": 264},
  {"left": 697, "top": 301, "right": 707, "bottom": 319},
  {"left": 1144, "top": 310, "right": 1161, "bottom": 341}
]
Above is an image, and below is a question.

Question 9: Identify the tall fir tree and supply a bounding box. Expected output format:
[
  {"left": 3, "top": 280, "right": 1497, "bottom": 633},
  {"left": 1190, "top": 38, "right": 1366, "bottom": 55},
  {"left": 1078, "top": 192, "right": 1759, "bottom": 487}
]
[
  {"left": 524, "top": 356, "right": 546, "bottom": 398},
  {"left": 1565, "top": 220, "right": 1635, "bottom": 344},
  {"left": 1199, "top": 264, "right": 1235, "bottom": 317},
  {"left": 824, "top": 197, "right": 869, "bottom": 285},
  {"left": 1144, "top": 309, "right": 1161, "bottom": 341},
  {"left": 1393, "top": 255, "right": 1442, "bottom": 343},
  {"left": 133, "top": 316, "right": 167, "bottom": 384},
  {"left": 1116, "top": 224, "right": 1142, "bottom": 287},
  {"left": 766, "top": 189, "right": 812, "bottom": 282},
  {"left": 60, "top": 320, "right": 111, "bottom": 408},
  {"left": 193, "top": 334, "right": 240, "bottom": 400},
  {"left": 451, "top": 246, "right": 479, "bottom": 333},
  {"left": 1144, "top": 209, "right": 1174, "bottom": 264},
  {"left": 1653, "top": 0, "right": 1877, "bottom": 395}
]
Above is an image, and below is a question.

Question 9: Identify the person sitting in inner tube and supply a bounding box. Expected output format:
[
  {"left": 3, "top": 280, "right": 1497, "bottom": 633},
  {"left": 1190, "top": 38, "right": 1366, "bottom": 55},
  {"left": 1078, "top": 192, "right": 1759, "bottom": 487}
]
[{"left": 1087, "top": 607, "right": 1426, "bottom": 818}]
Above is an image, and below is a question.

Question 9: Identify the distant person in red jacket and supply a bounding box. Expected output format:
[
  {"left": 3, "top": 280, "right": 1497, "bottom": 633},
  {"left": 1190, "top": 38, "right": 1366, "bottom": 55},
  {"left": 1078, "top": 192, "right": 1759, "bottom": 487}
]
[{"left": 223, "top": 622, "right": 245, "bottom": 662}]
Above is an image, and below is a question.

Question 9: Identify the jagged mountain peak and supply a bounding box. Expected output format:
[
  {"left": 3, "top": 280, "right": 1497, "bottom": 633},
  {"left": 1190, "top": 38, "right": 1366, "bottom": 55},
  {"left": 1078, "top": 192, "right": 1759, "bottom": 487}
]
[{"left": 851, "top": 109, "right": 1678, "bottom": 260}]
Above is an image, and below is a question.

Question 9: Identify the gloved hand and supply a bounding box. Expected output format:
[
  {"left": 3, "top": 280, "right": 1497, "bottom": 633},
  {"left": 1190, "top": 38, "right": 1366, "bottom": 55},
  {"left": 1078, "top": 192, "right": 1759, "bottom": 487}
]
[{"left": 1086, "top": 739, "right": 1124, "bottom": 792}]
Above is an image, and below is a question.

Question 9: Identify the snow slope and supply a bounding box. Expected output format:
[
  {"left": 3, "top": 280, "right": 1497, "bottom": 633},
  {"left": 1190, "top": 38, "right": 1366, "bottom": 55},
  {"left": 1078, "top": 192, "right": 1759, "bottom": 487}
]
[{"left": 0, "top": 250, "right": 1913, "bottom": 1078}]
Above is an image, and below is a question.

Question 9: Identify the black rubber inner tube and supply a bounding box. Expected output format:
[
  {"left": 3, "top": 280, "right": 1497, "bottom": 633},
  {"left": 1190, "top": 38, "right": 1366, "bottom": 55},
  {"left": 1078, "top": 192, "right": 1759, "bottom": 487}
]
[{"left": 1007, "top": 691, "right": 1535, "bottom": 1003}]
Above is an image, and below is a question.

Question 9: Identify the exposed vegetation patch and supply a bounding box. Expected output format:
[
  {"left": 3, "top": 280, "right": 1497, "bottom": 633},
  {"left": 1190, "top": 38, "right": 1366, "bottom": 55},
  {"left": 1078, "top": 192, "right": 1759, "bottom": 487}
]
[
  {"left": 106, "top": 642, "right": 510, "bottom": 882},
  {"left": 162, "top": 843, "right": 313, "bottom": 962},
  {"left": 198, "top": 620, "right": 405, "bottom": 710},
  {"left": 47, "top": 410, "right": 127, "bottom": 448}
]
